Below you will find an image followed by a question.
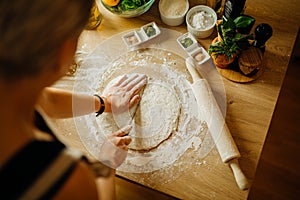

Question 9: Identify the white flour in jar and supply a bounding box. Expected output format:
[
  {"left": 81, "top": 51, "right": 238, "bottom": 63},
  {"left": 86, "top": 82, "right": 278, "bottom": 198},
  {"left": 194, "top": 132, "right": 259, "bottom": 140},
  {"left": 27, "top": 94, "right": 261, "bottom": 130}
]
[
  {"left": 160, "top": 0, "right": 187, "bottom": 17},
  {"left": 191, "top": 11, "right": 214, "bottom": 29}
]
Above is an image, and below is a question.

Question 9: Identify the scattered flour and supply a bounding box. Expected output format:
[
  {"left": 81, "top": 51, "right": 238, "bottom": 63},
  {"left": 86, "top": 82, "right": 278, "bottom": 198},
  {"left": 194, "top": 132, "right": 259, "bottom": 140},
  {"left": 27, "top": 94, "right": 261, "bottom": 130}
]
[{"left": 71, "top": 47, "right": 210, "bottom": 174}]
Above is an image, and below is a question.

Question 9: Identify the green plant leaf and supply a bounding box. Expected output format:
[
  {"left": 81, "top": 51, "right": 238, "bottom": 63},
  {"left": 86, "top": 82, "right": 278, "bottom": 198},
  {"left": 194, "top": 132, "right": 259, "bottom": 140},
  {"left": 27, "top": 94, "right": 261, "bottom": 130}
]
[
  {"left": 234, "top": 16, "right": 255, "bottom": 29},
  {"left": 219, "top": 17, "right": 236, "bottom": 42},
  {"left": 217, "top": 24, "right": 224, "bottom": 41},
  {"left": 223, "top": 17, "right": 236, "bottom": 29}
]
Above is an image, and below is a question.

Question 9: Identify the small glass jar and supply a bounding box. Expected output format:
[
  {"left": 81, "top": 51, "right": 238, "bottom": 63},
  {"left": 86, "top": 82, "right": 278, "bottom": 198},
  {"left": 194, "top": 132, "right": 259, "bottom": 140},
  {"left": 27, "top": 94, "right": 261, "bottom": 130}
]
[
  {"left": 85, "top": 1, "right": 102, "bottom": 30},
  {"left": 207, "top": 0, "right": 224, "bottom": 19}
]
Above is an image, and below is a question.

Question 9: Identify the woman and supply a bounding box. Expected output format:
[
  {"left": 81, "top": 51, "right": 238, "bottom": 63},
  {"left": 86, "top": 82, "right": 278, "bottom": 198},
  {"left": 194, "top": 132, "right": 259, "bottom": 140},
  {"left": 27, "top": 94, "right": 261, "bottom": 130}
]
[{"left": 0, "top": 0, "right": 146, "bottom": 199}]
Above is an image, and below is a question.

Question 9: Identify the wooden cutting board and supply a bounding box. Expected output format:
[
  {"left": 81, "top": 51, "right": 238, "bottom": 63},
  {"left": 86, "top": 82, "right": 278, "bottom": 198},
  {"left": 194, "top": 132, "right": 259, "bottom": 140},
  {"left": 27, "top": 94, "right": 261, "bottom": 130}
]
[{"left": 217, "top": 66, "right": 264, "bottom": 83}]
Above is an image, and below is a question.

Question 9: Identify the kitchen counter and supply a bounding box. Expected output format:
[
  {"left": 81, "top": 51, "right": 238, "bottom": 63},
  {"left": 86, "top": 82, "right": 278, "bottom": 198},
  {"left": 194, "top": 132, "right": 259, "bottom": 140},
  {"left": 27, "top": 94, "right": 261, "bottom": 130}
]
[{"left": 51, "top": 0, "right": 300, "bottom": 199}]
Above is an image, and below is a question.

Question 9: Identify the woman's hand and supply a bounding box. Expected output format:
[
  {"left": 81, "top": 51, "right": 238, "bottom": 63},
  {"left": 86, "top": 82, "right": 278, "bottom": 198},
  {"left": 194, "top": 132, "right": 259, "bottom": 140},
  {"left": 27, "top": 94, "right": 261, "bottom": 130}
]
[
  {"left": 107, "top": 125, "right": 132, "bottom": 151},
  {"left": 98, "top": 125, "right": 132, "bottom": 169},
  {"left": 101, "top": 74, "right": 147, "bottom": 113}
]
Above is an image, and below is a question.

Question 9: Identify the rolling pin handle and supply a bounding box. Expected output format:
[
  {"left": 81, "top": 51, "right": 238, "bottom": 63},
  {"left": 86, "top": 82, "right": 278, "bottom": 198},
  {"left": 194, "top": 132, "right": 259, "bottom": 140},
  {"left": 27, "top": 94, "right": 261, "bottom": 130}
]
[
  {"left": 185, "top": 57, "right": 202, "bottom": 81},
  {"left": 228, "top": 159, "right": 249, "bottom": 190}
]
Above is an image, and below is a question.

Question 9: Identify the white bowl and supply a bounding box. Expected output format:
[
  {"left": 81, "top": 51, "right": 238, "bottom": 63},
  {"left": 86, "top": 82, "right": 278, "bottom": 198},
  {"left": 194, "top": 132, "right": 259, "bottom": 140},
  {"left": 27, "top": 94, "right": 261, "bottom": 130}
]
[
  {"left": 186, "top": 5, "right": 217, "bottom": 39},
  {"left": 159, "top": 0, "right": 189, "bottom": 26}
]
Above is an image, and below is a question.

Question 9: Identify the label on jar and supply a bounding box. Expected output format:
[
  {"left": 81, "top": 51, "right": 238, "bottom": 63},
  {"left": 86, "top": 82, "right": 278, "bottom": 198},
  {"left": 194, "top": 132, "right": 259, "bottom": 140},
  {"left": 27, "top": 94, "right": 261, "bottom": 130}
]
[{"left": 223, "top": 0, "right": 246, "bottom": 20}]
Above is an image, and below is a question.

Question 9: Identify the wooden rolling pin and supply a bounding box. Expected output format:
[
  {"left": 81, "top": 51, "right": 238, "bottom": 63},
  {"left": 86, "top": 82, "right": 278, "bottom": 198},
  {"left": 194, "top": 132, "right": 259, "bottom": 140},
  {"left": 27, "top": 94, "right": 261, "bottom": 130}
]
[{"left": 186, "top": 57, "right": 249, "bottom": 190}]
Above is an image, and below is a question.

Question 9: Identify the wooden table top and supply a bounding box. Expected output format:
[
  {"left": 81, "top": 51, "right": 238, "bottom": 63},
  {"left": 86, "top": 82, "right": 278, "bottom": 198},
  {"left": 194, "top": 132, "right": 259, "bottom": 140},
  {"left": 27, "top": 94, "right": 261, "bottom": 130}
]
[{"left": 52, "top": 0, "right": 300, "bottom": 199}]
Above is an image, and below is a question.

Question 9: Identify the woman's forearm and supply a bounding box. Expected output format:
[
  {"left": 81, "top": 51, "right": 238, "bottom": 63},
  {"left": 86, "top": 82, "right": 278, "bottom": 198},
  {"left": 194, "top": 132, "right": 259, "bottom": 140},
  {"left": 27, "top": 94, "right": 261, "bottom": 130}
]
[{"left": 37, "top": 87, "right": 103, "bottom": 118}]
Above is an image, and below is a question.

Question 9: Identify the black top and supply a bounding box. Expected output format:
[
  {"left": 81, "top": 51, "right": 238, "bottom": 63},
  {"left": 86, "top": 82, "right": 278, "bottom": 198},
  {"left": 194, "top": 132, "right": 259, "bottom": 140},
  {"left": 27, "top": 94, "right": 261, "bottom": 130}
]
[{"left": 0, "top": 111, "right": 76, "bottom": 199}]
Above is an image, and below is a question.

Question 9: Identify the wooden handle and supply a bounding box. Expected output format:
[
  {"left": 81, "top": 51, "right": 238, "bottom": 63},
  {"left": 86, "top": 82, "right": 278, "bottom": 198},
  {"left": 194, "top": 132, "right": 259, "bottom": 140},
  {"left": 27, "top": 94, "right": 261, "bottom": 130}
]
[
  {"left": 228, "top": 159, "right": 249, "bottom": 190},
  {"left": 185, "top": 57, "right": 202, "bottom": 82}
]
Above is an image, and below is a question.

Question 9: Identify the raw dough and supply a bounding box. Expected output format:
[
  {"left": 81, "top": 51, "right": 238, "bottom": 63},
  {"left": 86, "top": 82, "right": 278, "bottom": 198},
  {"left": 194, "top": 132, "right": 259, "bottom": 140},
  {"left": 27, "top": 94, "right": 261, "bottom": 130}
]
[
  {"left": 97, "top": 74, "right": 181, "bottom": 151},
  {"left": 52, "top": 32, "right": 207, "bottom": 173},
  {"left": 128, "top": 78, "right": 180, "bottom": 151}
]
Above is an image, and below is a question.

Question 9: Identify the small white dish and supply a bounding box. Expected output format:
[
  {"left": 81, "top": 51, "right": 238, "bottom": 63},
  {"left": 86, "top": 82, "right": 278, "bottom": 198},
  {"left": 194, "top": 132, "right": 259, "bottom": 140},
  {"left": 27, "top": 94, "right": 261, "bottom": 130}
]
[
  {"left": 122, "top": 31, "right": 142, "bottom": 47},
  {"left": 141, "top": 22, "right": 161, "bottom": 40},
  {"left": 189, "top": 46, "right": 210, "bottom": 65},
  {"left": 177, "top": 32, "right": 198, "bottom": 51},
  {"left": 177, "top": 32, "right": 210, "bottom": 65},
  {"left": 122, "top": 22, "right": 161, "bottom": 48}
]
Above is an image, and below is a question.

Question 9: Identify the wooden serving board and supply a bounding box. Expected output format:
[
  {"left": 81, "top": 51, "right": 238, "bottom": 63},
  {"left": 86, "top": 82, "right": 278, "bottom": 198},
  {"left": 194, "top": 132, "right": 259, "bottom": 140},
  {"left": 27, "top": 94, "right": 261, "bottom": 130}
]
[
  {"left": 217, "top": 65, "right": 264, "bottom": 83},
  {"left": 210, "top": 34, "right": 265, "bottom": 83},
  {"left": 216, "top": 52, "right": 265, "bottom": 83}
]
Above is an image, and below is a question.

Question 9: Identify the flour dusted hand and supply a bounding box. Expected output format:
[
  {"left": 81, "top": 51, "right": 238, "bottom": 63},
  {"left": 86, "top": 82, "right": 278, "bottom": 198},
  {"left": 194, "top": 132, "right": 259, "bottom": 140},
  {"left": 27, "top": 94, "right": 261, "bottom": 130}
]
[
  {"left": 101, "top": 73, "right": 147, "bottom": 113},
  {"left": 98, "top": 125, "right": 132, "bottom": 169}
]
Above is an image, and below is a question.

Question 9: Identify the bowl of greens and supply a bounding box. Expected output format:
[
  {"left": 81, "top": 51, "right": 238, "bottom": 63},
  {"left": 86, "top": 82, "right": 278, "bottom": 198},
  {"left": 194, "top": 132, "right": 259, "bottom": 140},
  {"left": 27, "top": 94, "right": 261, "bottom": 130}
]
[{"left": 101, "top": 0, "right": 155, "bottom": 18}]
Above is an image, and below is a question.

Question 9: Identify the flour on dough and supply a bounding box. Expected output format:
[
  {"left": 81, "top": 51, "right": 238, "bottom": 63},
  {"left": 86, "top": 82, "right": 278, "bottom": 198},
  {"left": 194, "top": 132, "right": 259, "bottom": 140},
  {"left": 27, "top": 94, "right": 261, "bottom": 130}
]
[
  {"left": 128, "top": 78, "right": 180, "bottom": 151},
  {"left": 96, "top": 74, "right": 181, "bottom": 151}
]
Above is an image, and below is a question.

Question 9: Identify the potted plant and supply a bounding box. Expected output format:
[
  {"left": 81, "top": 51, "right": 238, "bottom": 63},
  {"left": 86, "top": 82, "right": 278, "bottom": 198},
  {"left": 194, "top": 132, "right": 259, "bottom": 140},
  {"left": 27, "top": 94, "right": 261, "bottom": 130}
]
[{"left": 208, "top": 16, "right": 254, "bottom": 68}]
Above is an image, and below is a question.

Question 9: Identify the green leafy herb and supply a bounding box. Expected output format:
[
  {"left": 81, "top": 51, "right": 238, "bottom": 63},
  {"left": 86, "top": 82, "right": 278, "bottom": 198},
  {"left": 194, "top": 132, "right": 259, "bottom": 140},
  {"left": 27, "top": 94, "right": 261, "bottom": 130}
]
[
  {"left": 208, "top": 40, "right": 238, "bottom": 60},
  {"left": 208, "top": 17, "right": 253, "bottom": 60},
  {"left": 218, "top": 17, "right": 236, "bottom": 41},
  {"left": 234, "top": 16, "right": 255, "bottom": 29},
  {"left": 110, "top": 0, "right": 151, "bottom": 12}
]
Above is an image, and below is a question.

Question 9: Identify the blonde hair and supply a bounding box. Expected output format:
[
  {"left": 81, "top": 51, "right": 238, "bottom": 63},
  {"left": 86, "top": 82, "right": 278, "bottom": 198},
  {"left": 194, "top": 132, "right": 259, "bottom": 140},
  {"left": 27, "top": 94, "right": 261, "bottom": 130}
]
[{"left": 0, "top": 0, "right": 93, "bottom": 80}]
